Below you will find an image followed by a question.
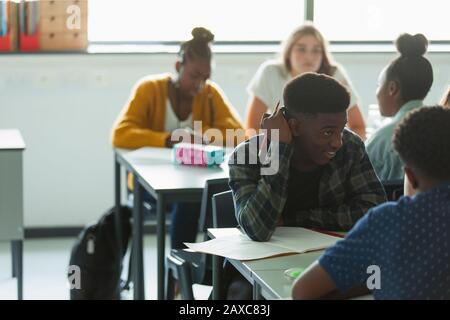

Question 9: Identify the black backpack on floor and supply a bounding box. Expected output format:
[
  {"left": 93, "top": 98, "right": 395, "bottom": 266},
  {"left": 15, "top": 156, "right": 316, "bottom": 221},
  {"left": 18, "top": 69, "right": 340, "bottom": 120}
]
[{"left": 68, "top": 205, "right": 132, "bottom": 300}]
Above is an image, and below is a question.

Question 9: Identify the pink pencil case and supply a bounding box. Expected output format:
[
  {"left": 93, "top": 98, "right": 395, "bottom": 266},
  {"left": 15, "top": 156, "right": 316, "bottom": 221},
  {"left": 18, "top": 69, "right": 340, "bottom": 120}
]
[{"left": 172, "top": 143, "right": 225, "bottom": 167}]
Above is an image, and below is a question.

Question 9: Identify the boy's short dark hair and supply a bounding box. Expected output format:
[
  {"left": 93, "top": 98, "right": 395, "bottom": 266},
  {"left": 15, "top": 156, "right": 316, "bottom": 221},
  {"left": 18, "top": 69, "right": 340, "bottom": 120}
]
[
  {"left": 393, "top": 106, "right": 450, "bottom": 180},
  {"left": 283, "top": 72, "right": 350, "bottom": 115}
]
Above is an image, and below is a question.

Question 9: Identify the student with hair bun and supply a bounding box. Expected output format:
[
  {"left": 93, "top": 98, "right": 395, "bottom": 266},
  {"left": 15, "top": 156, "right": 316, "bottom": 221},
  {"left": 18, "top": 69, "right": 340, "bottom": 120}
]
[
  {"left": 366, "top": 33, "right": 433, "bottom": 181},
  {"left": 112, "top": 27, "right": 243, "bottom": 250},
  {"left": 113, "top": 27, "right": 242, "bottom": 150}
]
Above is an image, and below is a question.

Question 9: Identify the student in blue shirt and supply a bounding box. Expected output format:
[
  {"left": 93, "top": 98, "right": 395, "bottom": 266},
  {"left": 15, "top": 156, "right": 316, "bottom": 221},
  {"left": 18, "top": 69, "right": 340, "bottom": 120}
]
[
  {"left": 366, "top": 33, "right": 433, "bottom": 181},
  {"left": 292, "top": 106, "right": 450, "bottom": 300}
]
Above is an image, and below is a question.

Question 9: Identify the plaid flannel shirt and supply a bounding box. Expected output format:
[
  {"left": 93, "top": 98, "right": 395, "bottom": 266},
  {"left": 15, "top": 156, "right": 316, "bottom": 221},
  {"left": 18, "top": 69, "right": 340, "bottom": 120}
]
[{"left": 229, "top": 130, "right": 387, "bottom": 241}]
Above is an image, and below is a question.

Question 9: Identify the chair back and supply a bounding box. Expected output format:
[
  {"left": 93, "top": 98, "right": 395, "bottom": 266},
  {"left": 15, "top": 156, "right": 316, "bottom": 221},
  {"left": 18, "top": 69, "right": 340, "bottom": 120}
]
[
  {"left": 382, "top": 179, "right": 404, "bottom": 201},
  {"left": 212, "top": 190, "right": 238, "bottom": 228}
]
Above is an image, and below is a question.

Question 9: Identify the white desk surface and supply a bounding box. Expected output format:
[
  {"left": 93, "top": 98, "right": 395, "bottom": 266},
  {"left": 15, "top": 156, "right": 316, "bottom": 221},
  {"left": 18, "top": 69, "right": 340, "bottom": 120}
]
[
  {"left": 253, "top": 269, "right": 375, "bottom": 300},
  {"left": 0, "top": 129, "right": 26, "bottom": 150},
  {"left": 246, "top": 251, "right": 322, "bottom": 271},
  {"left": 252, "top": 254, "right": 374, "bottom": 300},
  {"left": 117, "top": 147, "right": 231, "bottom": 192},
  {"left": 249, "top": 251, "right": 322, "bottom": 300},
  {"left": 253, "top": 269, "right": 296, "bottom": 299}
]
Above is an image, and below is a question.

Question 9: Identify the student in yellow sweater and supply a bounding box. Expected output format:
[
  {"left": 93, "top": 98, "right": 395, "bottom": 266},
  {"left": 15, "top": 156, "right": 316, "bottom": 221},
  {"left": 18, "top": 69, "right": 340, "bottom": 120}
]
[
  {"left": 112, "top": 27, "right": 243, "bottom": 249},
  {"left": 112, "top": 27, "right": 243, "bottom": 149}
]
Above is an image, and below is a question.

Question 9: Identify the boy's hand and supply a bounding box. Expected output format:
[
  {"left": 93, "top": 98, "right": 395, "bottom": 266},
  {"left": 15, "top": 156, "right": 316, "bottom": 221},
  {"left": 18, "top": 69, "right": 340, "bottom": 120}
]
[{"left": 260, "top": 107, "right": 292, "bottom": 144}]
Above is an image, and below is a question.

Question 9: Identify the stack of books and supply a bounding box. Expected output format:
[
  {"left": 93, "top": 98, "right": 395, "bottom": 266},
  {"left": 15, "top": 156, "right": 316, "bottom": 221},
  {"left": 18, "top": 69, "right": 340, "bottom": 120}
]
[
  {"left": 0, "top": 0, "right": 19, "bottom": 52},
  {"left": 1, "top": 0, "right": 88, "bottom": 52}
]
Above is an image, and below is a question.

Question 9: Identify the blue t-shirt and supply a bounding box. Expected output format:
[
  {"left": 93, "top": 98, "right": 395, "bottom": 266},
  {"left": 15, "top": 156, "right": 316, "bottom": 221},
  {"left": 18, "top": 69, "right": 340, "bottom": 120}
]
[{"left": 319, "top": 182, "right": 450, "bottom": 299}]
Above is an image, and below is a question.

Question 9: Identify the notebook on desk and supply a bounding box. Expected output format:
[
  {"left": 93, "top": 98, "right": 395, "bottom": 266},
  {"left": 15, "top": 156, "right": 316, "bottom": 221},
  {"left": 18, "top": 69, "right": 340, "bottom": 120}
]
[{"left": 185, "top": 227, "right": 342, "bottom": 261}]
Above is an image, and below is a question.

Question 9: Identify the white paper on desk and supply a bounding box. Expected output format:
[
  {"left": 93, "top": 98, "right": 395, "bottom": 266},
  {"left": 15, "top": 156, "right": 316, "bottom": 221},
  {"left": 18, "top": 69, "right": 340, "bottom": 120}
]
[
  {"left": 126, "top": 147, "right": 172, "bottom": 164},
  {"left": 185, "top": 227, "right": 341, "bottom": 261}
]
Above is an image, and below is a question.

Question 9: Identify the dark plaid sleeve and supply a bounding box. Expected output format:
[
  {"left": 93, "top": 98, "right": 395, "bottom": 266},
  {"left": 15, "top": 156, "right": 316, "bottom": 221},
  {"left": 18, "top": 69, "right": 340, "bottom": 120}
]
[{"left": 228, "top": 138, "right": 294, "bottom": 241}]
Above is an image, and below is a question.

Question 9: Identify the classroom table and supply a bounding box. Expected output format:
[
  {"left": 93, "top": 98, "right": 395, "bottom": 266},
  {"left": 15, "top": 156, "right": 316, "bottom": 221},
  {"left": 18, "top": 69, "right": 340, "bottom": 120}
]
[
  {"left": 208, "top": 228, "right": 320, "bottom": 300},
  {"left": 209, "top": 228, "right": 373, "bottom": 300},
  {"left": 250, "top": 253, "right": 321, "bottom": 299},
  {"left": 0, "top": 129, "right": 25, "bottom": 300},
  {"left": 114, "top": 147, "right": 229, "bottom": 300},
  {"left": 252, "top": 258, "right": 374, "bottom": 300}
]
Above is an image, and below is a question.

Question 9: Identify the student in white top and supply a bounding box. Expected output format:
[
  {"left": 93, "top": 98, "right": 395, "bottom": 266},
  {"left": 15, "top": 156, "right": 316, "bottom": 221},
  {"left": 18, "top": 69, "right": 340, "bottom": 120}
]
[{"left": 245, "top": 22, "right": 366, "bottom": 140}]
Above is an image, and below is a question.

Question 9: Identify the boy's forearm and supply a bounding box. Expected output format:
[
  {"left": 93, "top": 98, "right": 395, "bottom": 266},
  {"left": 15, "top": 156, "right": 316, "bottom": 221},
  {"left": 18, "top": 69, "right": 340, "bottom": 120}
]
[{"left": 230, "top": 142, "right": 293, "bottom": 241}]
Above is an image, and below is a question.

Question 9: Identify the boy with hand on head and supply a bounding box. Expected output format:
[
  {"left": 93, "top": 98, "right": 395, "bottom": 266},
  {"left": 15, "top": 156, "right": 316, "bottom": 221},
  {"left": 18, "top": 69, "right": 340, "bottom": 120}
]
[
  {"left": 230, "top": 73, "right": 385, "bottom": 241},
  {"left": 225, "top": 73, "right": 386, "bottom": 299},
  {"left": 292, "top": 106, "right": 450, "bottom": 300}
]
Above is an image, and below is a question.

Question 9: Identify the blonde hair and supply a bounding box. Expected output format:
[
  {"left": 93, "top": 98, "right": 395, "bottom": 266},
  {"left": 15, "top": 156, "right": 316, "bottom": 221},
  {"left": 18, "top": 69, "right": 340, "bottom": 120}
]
[
  {"left": 440, "top": 86, "right": 450, "bottom": 108},
  {"left": 281, "top": 22, "right": 335, "bottom": 75}
]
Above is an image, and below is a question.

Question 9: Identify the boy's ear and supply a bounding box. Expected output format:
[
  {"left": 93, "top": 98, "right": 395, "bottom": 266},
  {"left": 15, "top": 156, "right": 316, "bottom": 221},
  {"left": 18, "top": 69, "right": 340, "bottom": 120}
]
[
  {"left": 404, "top": 166, "right": 419, "bottom": 193},
  {"left": 288, "top": 117, "right": 301, "bottom": 137}
]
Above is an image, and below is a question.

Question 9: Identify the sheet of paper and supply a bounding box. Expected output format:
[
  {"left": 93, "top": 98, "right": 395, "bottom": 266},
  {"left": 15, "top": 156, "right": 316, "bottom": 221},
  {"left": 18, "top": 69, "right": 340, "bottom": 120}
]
[
  {"left": 267, "top": 227, "right": 341, "bottom": 252},
  {"left": 185, "top": 227, "right": 341, "bottom": 261},
  {"left": 186, "top": 232, "right": 295, "bottom": 260}
]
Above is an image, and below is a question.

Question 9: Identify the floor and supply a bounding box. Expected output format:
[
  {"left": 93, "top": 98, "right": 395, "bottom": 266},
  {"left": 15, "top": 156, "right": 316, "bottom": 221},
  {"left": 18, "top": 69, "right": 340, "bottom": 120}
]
[{"left": 0, "top": 235, "right": 211, "bottom": 300}]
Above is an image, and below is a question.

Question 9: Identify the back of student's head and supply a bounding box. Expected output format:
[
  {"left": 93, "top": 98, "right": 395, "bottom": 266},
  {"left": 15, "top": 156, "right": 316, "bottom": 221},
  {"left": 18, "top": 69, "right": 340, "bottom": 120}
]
[
  {"left": 283, "top": 72, "right": 350, "bottom": 115},
  {"left": 386, "top": 33, "right": 433, "bottom": 102},
  {"left": 393, "top": 107, "right": 450, "bottom": 180},
  {"left": 179, "top": 27, "right": 214, "bottom": 64}
]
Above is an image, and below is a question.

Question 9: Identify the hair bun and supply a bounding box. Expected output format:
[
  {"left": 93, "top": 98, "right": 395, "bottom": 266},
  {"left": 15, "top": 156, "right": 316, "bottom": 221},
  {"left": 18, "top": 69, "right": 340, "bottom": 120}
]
[
  {"left": 191, "top": 27, "right": 214, "bottom": 43},
  {"left": 395, "top": 33, "right": 428, "bottom": 57}
]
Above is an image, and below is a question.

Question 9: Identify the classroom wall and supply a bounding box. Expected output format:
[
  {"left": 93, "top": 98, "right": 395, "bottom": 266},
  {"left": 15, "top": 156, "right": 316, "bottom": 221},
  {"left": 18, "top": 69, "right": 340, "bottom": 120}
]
[{"left": 0, "top": 51, "right": 449, "bottom": 228}]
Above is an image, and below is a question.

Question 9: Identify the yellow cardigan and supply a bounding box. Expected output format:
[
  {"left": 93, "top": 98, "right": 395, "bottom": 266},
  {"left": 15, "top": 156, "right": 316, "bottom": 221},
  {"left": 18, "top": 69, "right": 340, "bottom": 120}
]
[{"left": 112, "top": 74, "right": 244, "bottom": 149}]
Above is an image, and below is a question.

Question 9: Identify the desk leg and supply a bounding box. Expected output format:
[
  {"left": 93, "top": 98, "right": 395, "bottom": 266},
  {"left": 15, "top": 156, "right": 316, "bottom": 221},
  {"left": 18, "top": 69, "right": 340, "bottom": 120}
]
[
  {"left": 157, "top": 194, "right": 165, "bottom": 300},
  {"left": 253, "top": 282, "right": 262, "bottom": 300},
  {"left": 212, "top": 255, "right": 223, "bottom": 300},
  {"left": 11, "top": 242, "right": 17, "bottom": 278},
  {"left": 114, "top": 155, "right": 123, "bottom": 267},
  {"left": 132, "top": 178, "right": 145, "bottom": 300},
  {"left": 12, "top": 240, "right": 23, "bottom": 300}
]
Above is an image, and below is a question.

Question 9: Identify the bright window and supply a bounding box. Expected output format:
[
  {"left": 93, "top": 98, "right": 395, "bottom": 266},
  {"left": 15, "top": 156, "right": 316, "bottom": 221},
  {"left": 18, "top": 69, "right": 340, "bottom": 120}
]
[
  {"left": 88, "top": 0, "right": 305, "bottom": 42},
  {"left": 314, "top": 0, "right": 449, "bottom": 41}
]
